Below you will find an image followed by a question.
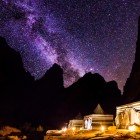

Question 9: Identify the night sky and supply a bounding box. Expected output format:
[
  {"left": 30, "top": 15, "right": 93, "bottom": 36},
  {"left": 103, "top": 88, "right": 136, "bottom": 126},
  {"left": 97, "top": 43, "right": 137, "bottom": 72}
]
[{"left": 0, "top": 0, "right": 140, "bottom": 90}]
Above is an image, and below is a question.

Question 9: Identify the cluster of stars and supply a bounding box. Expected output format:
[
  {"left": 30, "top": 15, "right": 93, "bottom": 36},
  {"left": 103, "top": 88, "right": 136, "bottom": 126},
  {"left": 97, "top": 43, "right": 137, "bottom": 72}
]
[{"left": 0, "top": 0, "right": 140, "bottom": 90}]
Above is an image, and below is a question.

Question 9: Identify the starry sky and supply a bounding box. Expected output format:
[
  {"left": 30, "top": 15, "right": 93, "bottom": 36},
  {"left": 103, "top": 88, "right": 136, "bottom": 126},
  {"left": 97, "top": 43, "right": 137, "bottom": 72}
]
[{"left": 0, "top": 0, "right": 140, "bottom": 90}]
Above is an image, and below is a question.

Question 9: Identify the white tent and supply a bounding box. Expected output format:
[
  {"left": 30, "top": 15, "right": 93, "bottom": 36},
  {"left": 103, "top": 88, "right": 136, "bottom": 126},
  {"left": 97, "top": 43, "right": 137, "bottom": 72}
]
[
  {"left": 84, "top": 104, "right": 113, "bottom": 130},
  {"left": 116, "top": 101, "right": 140, "bottom": 129}
]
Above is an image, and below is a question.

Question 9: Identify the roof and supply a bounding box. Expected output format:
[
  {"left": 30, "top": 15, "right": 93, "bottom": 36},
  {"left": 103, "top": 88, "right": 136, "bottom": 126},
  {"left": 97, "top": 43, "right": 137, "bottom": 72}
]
[
  {"left": 69, "top": 119, "right": 83, "bottom": 122},
  {"left": 117, "top": 101, "right": 140, "bottom": 110},
  {"left": 84, "top": 114, "right": 113, "bottom": 120}
]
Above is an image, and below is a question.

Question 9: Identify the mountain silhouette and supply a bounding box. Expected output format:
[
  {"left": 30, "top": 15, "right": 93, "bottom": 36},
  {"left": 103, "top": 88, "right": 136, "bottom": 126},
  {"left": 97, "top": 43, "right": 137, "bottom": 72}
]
[
  {"left": 0, "top": 36, "right": 121, "bottom": 129},
  {"left": 123, "top": 17, "right": 140, "bottom": 103},
  {"left": 0, "top": 37, "right": 34, "bottom": 125},
  {"left": 62, "top": 73, "right": 121, "bottom": 123},
  {"left": 0, "top": 37, "right": 34, "bottom": 86}
]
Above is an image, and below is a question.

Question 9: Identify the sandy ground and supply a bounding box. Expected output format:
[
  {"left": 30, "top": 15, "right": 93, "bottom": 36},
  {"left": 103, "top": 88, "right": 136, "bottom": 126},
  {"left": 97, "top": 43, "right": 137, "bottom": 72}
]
[{"left": 44, "top": 128, "right": 140, "bottom": 140}]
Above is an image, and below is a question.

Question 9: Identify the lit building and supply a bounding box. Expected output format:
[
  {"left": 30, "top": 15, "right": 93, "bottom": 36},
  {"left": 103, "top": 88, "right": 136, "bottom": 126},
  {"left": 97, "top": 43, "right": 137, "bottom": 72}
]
[
  {"left": 68, "top": 119, "right": 84, "bottom": 130},
  {"left": 84, "top": 114, "right": 113, "bottom": 130},
  {"left": 84, "top": 104, "right": 113, "bottom": 130},
  {"left": 115, "top": 101, "right": 140, "bottom": 129}
]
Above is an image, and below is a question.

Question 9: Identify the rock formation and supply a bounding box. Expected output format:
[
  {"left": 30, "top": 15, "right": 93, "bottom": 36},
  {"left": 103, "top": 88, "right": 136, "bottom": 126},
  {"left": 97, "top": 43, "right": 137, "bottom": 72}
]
[
  {"left": 0, "top": 37, "right": 34, "bottom": 125},
  {"left": 123, "top": 17, "right": 140, "bottom": 103},
  {"left": 0, "top": 36, "right": 122, "bottom": 129},
  {"left": 0, "top": 37, "right": 34, "bottom": 86},
  {"left": 62, "top": 73, "right": 121, "bottom": 123}
]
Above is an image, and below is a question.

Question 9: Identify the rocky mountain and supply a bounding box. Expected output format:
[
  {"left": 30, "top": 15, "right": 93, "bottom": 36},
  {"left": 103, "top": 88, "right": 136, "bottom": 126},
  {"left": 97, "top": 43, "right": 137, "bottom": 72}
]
[
  {"left": 0, "top": 37, "right": 34, "bottom": 86},
  {"left": 0, "top": 36, "right": 122, "bottom": 129},
  {"left": 123, "top": 17, "right": 140, "bottom": 103},
  {"left": 0, "top": 37, "right": 65, "bottom": 128},
  {"left": 0, "top": 37, "right": 34, "bottom": 125},
  {"left": 32, "top": 64, "right": 64, "bottom": 128},
  {"left": 62, "top": 73, "right": 121, "bottom": 123}
]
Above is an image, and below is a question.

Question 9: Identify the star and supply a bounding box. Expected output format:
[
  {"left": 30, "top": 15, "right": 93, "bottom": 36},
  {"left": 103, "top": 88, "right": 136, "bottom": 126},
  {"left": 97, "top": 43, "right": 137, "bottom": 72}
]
[{"left": 0, "top": 0, "right": 140, "bottom": 90}]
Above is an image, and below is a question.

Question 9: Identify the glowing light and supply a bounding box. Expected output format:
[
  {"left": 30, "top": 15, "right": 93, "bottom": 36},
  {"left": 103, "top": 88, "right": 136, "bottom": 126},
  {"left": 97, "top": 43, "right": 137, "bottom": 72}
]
[
  {"left": 58, "top": 130, "right": 61, "bottom": 133},
  {"left": 90, "top": 68, "right": 94, "bottom": 71},
  {"left": 72, "top": 127, "right": 76, "bottom": 131},
  {"left": 128, "top": 125, "right": 136, "bottom": 132},
  {"left": 100, "top": 125, "right": 106, "bottom": 132},
  {"left": 61, "top": 127, "right": 67, "bottom": 132},
  {"left": 80, "top": 127, "right": 83, "bottom": 130}
]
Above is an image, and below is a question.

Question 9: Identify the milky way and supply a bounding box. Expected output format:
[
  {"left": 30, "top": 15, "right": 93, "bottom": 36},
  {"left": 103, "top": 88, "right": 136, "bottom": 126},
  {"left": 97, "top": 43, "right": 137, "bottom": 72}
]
[{"left": 0, "top": 0, "right": 140, "bottom": 90}]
